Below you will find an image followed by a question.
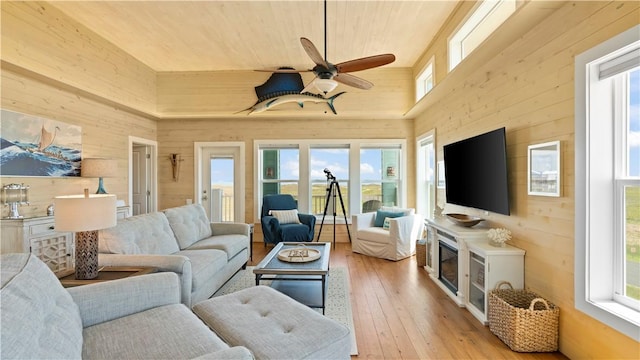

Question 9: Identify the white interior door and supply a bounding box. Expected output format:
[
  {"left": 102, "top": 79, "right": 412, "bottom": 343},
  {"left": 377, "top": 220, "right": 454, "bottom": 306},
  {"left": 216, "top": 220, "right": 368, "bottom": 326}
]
[
  {"left": 129, "top": 136, "right": 157, "bottom": 215},
  {"left": 197, "top": 143, "right": 245, "bottom": 222},
  {"left": 132, "top": 144, "right": 150, "bottom": 215}
]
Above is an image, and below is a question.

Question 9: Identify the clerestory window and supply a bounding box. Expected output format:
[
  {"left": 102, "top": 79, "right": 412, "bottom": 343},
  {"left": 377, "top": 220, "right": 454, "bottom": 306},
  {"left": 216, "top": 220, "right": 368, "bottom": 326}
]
[{"left": 449, "top": 0, "right": 516, "bottom": 71}]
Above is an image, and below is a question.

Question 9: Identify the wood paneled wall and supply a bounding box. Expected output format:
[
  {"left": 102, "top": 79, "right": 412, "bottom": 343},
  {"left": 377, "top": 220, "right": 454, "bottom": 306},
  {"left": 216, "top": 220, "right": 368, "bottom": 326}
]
[
  {"left": 156, "top": 117, "right": 415, "bottom": 224},
  {"left": 2, "top": 1, "right": 639, "bottom": 358},
  {"left": 0, "top": 68, "right": 157, "bottom": 218},
  {"left": 412, "top": 1, "right": 640, "bottom": 358},
  {"left": 157, "top": 68, "right": 413, "bottom": 119},
  {"left": 1, "top": 2, "right": 157, "bottom": 115}
]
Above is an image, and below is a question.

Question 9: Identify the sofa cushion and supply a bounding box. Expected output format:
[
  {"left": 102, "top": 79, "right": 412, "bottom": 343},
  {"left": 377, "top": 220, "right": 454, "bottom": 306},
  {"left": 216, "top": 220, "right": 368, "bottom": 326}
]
[
  {"left": 83, "top": 304, "right": 229, "bottom": 359},
  {"left": 99, "top": 212, "right": 180, "bottom": 255},
  {"left": 176, "top": 249, "right": 228, "bottom": 292},
  {"left": 194, "top": 286, "right": 351, "bottom": 360},
  {"left": 357, "top": 227, "right": 394, "bottom": 244},
  {"left": 186, "top": 234, "right": 249, "bottom": 260},
  {"left": 374, "top": 210, "right": 404, "bottom": 227},
  {"left": 164, "top": 204, "right": 213, "bottom": 249},
  {"left": 1, "top": 254, "right": 83, "bottom": 359}
]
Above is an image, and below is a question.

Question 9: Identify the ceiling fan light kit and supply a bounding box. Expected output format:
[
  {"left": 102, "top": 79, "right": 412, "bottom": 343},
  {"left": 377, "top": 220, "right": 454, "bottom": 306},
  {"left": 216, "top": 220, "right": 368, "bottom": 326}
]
[
  {"left": 313, "top": 78, "right": 338, "bottom": 93},
  {"left": 244, "top": 0, "right": 396, "bottom": 114}
]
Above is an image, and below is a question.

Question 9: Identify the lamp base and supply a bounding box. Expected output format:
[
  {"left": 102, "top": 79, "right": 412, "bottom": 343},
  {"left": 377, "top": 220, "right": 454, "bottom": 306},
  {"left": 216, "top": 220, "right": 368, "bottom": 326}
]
[
  {"left": 75, "top": 230, "right": 99, "bottom": 279},
  {"left": 95, "top": 177, "right": 108, "bottom": 194}
]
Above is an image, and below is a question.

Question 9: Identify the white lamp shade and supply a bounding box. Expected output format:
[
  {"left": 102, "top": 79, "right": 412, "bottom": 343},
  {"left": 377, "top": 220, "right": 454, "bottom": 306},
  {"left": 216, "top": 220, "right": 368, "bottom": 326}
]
[
  {"left": 82, "top": 158, "right": 118, "bottom": 178},
  {"left": 314, "top": 78, "right": 338, "bottom": 93},
  {"left": 54, "top": 194, "right": 117, "bottom": 232}
]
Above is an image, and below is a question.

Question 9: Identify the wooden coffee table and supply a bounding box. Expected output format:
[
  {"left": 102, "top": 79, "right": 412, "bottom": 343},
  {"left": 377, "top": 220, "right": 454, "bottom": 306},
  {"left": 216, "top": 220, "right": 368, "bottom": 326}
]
[
  {"left": 59, "top": 266, "right": 157, "bottom": 287},
  {"left": 253, "top": 242, "right": 331, "bottom": 313}
]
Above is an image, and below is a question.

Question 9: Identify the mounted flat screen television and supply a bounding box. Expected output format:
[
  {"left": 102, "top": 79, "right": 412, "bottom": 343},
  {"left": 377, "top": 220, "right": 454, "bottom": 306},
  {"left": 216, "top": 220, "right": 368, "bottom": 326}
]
[{"left": 443, "top": 127, "right": 510, "bottom": 215}]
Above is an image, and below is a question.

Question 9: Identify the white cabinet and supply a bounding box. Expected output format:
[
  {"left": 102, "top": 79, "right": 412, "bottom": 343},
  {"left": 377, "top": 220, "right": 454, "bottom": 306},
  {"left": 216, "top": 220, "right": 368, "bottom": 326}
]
[
  {"left": 465, "top": 240, "right": 524, "bottom": 324},
  {"left": 424, "top": 216, "right": 525, "bottom": 324},
  {"left": 0, "top": 216, "right": 74, "bottom": 275},
  {"left": 423, "top": 220, "right": 436, "bottom": 274},
  {"left": 0, "top": 206, "right": 131, "bottom": 276},
  {"left": 425, "top": 217, "right": 488, "bottom": 307}
]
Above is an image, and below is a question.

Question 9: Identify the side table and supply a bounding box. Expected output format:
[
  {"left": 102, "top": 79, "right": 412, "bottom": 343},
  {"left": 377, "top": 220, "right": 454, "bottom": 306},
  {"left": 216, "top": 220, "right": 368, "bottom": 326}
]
[{"left": 59, "top": 266, "right": 157, "bottom": 287}]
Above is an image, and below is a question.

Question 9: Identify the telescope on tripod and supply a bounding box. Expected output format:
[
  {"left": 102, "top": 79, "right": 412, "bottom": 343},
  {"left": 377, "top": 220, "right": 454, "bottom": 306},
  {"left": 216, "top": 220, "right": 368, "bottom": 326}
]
[{"left": 317, "top": 168, "right": 352, "bottom": 249}]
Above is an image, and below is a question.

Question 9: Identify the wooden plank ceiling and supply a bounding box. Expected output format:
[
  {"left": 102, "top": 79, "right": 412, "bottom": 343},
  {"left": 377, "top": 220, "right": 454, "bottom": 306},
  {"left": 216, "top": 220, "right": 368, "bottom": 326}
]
[{"left": 50, "top": 1, "right": 458, "bottom": 73}]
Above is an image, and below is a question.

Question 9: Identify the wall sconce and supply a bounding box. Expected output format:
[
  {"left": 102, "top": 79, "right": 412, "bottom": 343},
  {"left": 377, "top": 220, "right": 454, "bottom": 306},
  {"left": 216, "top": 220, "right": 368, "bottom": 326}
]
[
  {"left": 169, "top": 154, "right": 183, "bottom": 182},
  {"left": 82, "top": 158, "right": 118, "bottom": 194},
  {"left": 1, "top": 183, "right": 29, "bottom": 219}
]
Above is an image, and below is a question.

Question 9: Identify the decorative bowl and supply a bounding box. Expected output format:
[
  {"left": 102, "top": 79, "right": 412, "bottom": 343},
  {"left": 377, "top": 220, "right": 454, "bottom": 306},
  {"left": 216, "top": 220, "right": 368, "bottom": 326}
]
[{"left": 445, "top": 213, "right": 484, "bottom": 227}]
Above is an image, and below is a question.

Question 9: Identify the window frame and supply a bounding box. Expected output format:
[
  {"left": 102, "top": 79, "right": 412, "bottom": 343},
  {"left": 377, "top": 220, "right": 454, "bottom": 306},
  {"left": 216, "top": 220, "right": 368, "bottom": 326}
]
[
  {"left": 416, "top": 130, "right": 436, "bottom": 220},
  {"left": 255, "top": 139, "right": 407, "bottom": 222},
  {"left": 574, "top": 25, "right": 640, "bottom": 341},
  {"left": 448, "top": 0, "right": 516, "bottom": 71},
  {"left": 416, "top": 57, "right": 434, "bottom": 102}
]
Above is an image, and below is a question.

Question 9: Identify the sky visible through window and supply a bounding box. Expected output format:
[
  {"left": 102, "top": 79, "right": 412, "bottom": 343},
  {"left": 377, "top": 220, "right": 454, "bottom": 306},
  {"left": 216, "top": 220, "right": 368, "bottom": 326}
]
[
  {"left": 211, "top": 149, "right": 384, "bottom": 185},
  {"left": 629, "top": 69, "right": 639, "bottom": 177}
]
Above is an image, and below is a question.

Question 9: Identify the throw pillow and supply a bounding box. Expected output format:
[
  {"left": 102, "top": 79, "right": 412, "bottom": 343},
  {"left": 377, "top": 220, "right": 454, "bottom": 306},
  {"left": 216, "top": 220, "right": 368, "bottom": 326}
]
[
  {"left": 270, "top": 209, "right": 301, "bottom": 224},
  {"left": 382, "top": 217, "right": 391, "bottom": 230},
  {"left": 374, "top": 210, "right": 404, "bottom": 227}
]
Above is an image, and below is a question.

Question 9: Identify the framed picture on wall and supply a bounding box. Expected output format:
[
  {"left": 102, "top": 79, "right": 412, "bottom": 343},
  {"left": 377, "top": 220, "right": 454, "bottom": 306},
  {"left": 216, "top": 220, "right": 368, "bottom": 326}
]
[
  {"left": 0, "top": 109, "right": 82, "bottom": 177},
  {"left": 527, "top": 140, "right": 560, "bottom": 197}
]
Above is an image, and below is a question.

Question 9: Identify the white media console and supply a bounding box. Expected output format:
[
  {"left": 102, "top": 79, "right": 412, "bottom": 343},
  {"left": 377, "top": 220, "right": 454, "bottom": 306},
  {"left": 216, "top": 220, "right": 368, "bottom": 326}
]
[{"left": 424, "top": 216, "right": 525, "bottom": 324}]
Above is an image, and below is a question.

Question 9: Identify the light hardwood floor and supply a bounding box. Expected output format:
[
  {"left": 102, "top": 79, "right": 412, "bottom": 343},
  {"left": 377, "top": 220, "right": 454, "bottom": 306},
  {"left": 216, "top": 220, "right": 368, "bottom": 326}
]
[{"left": 249, "top": 241, "right": 568, "bottom": 360}]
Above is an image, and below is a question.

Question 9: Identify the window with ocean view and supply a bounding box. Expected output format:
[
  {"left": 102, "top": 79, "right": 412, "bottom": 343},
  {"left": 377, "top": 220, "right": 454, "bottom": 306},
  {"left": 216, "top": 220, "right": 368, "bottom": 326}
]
[{"left": 256, "top": 140, "right": 407, "bottom": 222}]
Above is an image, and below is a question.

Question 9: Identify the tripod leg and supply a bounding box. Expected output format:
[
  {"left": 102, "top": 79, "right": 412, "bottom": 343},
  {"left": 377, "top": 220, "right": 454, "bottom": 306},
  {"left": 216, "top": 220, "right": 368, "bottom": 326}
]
[
  {"left": 317, "top": 184, "right": 333, "bottom": 241},
  {"left": 332, "top": 182, "right": 337, "bottom": 250},
  {"left": 334, "top": 183, "right": 352, "bottom": 243}
]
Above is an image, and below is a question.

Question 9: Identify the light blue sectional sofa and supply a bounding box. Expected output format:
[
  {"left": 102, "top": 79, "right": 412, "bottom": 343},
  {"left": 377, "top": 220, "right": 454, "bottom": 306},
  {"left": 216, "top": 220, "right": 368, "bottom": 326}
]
[
  {"left": 1, "top": 253, "right": 351, "bottom": 359},
  {"left": 98, "top": 204, "right": 250, "bottom": 307}
]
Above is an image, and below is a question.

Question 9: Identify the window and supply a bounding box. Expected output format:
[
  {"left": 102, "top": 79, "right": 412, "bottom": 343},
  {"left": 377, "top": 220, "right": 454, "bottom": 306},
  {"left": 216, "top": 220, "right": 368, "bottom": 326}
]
[
  {"left": 256, "top": 140, "right": 406, "bottom": 222},
  {"left": 449, "top": 0, "right": 516, "bottom": 71},
  {"left": 575, "top": 25, "right": 640, "bottom": 341},
  {"left": 416, "top": 57, "right": 434, "bottom": 101},
  {"left": 416, "top": 131, "right": 436, "bottom": 219},
  {"left": 260, "top": 146, "right": 299, "bottom": 198},
  {"left": 360, "top": 146, "right": 402, "bottom": 213},
  {"left": 310, "top": 146, "right": 349, "bottom": 216}
]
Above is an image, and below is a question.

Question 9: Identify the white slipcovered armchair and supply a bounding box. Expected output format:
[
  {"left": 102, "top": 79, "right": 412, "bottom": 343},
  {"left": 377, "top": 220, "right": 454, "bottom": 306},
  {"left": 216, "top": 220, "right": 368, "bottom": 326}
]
[{"left": 351, "top": 207, "right": 423, "bottom": 261}]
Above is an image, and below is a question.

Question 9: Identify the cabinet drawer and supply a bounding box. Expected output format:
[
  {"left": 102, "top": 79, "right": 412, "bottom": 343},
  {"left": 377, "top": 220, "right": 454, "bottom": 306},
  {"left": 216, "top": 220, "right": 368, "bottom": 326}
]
[{"left": 29, "top": 223, "right": 56, "bottom": 236}]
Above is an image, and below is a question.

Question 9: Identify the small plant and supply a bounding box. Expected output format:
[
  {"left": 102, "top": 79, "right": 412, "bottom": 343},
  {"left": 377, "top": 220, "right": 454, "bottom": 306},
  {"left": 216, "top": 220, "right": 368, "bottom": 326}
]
[{"left": 488, "top": 228, "right": 512, "bottom": 247}]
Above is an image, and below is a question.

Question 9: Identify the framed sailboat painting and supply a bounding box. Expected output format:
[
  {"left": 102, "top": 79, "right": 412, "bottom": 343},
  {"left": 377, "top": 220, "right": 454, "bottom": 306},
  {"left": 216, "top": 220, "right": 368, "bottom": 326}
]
[{"left": 0, "top": 109, "right": 82, "bottom": 177}]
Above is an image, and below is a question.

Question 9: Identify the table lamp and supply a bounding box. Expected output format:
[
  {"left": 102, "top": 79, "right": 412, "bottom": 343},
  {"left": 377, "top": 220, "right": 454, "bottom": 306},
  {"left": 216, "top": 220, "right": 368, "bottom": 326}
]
[
  {"left": 54, "top": 189, "right": 116, "bottom": 279},
  {"left": 82, "top": 158, "right": 118, "bottom": 194},
  {"left": 1, "top": 183, "right": 29, "bottom": 219}
]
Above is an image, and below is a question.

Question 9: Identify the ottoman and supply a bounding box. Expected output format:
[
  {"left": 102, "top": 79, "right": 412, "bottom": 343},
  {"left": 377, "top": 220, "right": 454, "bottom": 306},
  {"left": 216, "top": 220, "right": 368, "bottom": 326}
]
[{"left": 193, "top": 285, "right": 351, "bottom": 360}]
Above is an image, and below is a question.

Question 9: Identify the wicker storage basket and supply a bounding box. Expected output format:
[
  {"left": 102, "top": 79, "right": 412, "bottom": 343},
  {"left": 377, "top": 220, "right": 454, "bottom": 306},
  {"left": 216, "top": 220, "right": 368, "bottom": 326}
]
[
  {"left": 488, "top": 281, "right": 559, "bottom": 352},
  {"left": 416, "top": 239, "right": 426, "bottom": 267}
]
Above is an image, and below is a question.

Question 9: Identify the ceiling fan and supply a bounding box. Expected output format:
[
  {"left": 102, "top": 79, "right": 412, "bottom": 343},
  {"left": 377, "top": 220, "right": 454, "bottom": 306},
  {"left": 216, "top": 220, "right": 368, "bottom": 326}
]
[{"left": 260, "top": 0, "right": 396, "bottom": 94}]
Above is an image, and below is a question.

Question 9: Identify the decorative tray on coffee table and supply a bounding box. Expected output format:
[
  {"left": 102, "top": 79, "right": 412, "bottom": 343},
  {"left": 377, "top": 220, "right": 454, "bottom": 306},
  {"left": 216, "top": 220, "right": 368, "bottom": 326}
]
[{"left": 277, "top": 247, "right": 321, "bottom": 263}]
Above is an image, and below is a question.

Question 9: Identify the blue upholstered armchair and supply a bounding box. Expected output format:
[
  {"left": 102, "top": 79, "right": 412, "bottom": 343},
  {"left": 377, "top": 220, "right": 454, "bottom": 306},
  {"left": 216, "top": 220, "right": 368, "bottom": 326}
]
[{"left": 261, "top": 194, "right": 316, "bottom": 246}]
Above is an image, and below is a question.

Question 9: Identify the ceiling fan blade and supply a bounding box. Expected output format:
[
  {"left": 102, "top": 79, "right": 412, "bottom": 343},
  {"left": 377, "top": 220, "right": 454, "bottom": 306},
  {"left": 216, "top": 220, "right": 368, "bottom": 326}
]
[
  {"left": 300, "top": 37, "right": 329, "bottom": 68},
  {"left": 300, "top": 76, "right": 318, "bottom": 94},
  {"left": 254, "top": 68, "right": 310, "bottom": 73},
  {"left": 334, "top": 73, "right": 373, "bottom": 90},
  {"left": 335, "top": 54, "right": 396, "bottom": 73}
]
